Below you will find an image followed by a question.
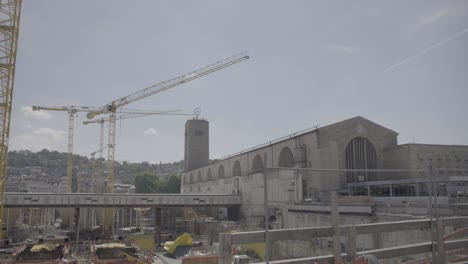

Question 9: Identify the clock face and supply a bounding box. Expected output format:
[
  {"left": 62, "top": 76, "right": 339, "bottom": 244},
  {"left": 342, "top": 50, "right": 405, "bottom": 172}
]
[{"left": 194, "top": 107, "right": 201, "bottom": 116}]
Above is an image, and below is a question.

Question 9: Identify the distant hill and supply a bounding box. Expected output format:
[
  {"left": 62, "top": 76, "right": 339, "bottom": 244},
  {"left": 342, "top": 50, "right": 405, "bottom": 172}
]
[{"left": 7, "top": 149, "right": 184, "bottom": 185}]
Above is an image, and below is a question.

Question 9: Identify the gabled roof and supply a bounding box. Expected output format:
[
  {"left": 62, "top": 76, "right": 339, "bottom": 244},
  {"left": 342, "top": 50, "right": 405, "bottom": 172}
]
[{"left": 319, "top": 116, "right": 399, "bottom": 135}]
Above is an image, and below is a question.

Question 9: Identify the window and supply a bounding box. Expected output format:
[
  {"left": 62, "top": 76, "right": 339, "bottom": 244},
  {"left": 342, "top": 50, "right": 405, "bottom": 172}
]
[
  {"left": 232, "top": 161, "right": 241, "bottom": 176},
  {"left": 252, "top": 155, "right": 264, "bottom": 172},
  {"left": 278, "top": 147, "right": 294, "bottom": 167}
]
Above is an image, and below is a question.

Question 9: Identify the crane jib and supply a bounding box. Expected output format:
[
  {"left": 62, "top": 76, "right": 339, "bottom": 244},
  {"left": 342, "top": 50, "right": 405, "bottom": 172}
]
[{"left": 88, "top": 52, "right": 249, "bottom": 115}]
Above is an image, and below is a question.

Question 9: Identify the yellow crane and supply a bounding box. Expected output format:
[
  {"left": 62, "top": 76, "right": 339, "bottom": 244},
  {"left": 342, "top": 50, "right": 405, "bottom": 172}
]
[
  {"left": 30, "top": 106, "right": 182, "bottom": 193},
  {"left": 84, "top": 109, "right": 196, "bottom": 193},
  {"left": 31, "top": 105, "right": 110, "bottom": 193},
  {"left": 86, "top": 51, "right": 250, "bottom": 194},
  {"left": 0, "top": 0, "right": 22, "bottom": 240}
]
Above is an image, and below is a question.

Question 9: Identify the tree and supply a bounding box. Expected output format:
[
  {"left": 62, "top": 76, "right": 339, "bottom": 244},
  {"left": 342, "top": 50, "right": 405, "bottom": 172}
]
[
  {"left": 134, "top": 172, "right": 156, "bottom": 193},
  {"left": 164, "top": 174, "right": 181, "bottom": 193},
  {"left": 134, "top": 172, "right": 181, "bottom": 194}
]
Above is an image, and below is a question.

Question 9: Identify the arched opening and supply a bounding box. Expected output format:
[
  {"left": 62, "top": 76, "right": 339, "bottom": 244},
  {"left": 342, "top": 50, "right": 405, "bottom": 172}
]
[
  {"left": 345, "top": 137, "right": 377, "bottom": 182},
  {"left": 207, "top": 168, "right": 213, "bottom": 181},
  {"left": 278, "top": 147, "right": 294, "bottom": 167},
  {"left": 197, "top": 171, "right": 202, "bottom": 182},
  {"left": 252, "top": 155, "right": 264, "bottom": 172},
  {"left": 232, "top": 161, "right": 241, "bottom": 176},
  {"left": 218, "top": 165, "right": 225, "bottom": 179},
  {"left": 183, "top": 174, "right": 188, "bottom": 184},
  {"left": 189, "top": 173, "right": 194, "bottom": 184}
]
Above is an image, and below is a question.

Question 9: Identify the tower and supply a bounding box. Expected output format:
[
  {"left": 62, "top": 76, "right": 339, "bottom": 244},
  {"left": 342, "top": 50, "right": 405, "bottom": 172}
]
[{"left": 184, "top": 119, "right": 209, "bottom": 171}]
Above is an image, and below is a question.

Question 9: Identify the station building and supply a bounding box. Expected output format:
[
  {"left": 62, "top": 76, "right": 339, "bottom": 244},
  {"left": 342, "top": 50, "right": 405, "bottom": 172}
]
[{"left": 181, "top": 116, "right": 468, "bottom": 221}]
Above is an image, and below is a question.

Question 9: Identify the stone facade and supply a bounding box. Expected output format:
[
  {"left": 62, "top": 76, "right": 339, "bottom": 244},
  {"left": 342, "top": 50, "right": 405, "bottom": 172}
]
[
  {"left": 181, "top": 116, "right": 468, "bottom": 222},
  {"left": 184, "top": 119, "right": 209, "bottom": 171},
  {"left": 383, "top": 144, "right": 468, "bottom": 179}
]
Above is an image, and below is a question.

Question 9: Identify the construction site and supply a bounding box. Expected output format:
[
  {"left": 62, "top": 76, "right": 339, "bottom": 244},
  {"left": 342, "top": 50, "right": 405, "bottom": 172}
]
[{"left": 0, "top": 0, "right": 467, "bottom": 263}]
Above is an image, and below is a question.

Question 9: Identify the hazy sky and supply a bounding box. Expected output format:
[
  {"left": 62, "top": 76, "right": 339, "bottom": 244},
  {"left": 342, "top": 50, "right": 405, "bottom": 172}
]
[{"left": 11, "top": 1, "right": 468, "bottom": 163}]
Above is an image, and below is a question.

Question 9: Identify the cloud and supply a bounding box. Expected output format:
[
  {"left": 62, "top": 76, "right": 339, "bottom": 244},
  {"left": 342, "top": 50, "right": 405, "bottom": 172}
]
[
  {"left": 10, "top": 127, "right": 66, "bottom": 151},
  {"left": 385, "top": 26, "right": 468, "bottom": 72},
  {"left": 143, "top": 128, "right": 158, "bottom": 136},
  {"left": 324, "top": 43, "right": 362, "bottom": 55},
  {"left": 20, "top": 106, "right": 52, "bottom": 120},
  {"left": 408, "top": 6, "right": 468, "bottom": 32}
]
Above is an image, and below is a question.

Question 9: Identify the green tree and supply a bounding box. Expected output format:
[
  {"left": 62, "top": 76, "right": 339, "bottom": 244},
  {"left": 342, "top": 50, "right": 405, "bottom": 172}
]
[
  {"left": 164, "top": 174, "right": 181, "bottom": 193},
  {"left": 134, "top": 172, "right": 156, "bottom": 193},
  {"left": 134, "top": 172, "right": 181, "bottom": 194}
]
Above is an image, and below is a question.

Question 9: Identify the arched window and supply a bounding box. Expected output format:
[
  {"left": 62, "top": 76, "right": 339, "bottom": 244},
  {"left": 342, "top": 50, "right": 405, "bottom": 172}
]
[
  {"left": 207, "top": 168, "right": 213, "bottom": 181},
  {"left": 183, "top": 174, "right": 188, "bottom": 184},
  {"left": 278, "top": 147, "right": 294, "bottom": 167},
  {"left": 252, "top": 155, "right": 264, "bottom": 172},
  {"left": 345, "top": 137, "right": 377, "bottom": 182},
  {"left": 197, "top": 171, "right": 202, "bottom": 182},
  {"left": 218, "top": 165, "right": 225, "bottom": 178},
  {"left": 232, "top": 161, "right": 241, "bottom": 176},
  {"left": 189, "top": 173, "right": 194, "bottom": 184}
]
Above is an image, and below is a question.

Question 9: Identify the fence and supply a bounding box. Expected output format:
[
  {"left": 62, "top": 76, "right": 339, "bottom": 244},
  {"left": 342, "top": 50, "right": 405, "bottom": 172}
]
[{"left": 218, "top": 167, "right": 468, "bottom": 264}]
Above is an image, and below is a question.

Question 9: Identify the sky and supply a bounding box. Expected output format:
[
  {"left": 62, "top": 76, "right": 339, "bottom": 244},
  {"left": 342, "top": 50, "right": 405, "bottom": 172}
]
[{"left": 10, "top": 0, "right": 468, "bottom": 163}]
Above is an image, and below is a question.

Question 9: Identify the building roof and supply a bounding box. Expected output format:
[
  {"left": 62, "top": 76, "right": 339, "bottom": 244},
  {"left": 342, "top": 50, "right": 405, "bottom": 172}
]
[
  {"left": 319, "top": 116, "right": 399, "bottom": 135},
  {"left": 211, "top": 116, "right": 397, "bottom": 165}
]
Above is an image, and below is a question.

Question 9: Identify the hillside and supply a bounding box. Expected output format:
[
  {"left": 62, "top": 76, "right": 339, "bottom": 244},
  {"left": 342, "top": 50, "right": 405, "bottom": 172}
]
[{"left": 7, "top": 149, "right": 184, "bottom": 185}]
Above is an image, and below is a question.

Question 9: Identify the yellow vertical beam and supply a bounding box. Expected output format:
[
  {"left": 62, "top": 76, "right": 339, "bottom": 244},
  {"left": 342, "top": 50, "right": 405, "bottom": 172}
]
[
  {"left": 67, "top": 112, "right": 76, "bottom": 193},
  {"left": 0, "top": 0, "right": 22, "bottom": 240},
  {"left": 103, "top": 109, "right": 116, "bottom": 234}
]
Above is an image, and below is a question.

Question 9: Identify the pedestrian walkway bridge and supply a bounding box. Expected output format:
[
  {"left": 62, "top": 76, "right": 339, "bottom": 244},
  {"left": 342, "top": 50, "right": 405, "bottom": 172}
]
[{"left": 4, "top": 192, "right": 241, "bottom": 208}]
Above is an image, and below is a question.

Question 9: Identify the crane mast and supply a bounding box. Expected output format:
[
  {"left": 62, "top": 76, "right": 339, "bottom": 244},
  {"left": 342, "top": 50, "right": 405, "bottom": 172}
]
[
  {"left": 84, "top": 109, "right": 195, "bottom": 193},
  {"left": 0, "top": 0, "right": 21, "bottom": 240},
  {"left": 86, "top": 51, "right": 249, "bottom": 196},
  {"left": 32, "top": 105, "right": 107, "bottom": 193}
]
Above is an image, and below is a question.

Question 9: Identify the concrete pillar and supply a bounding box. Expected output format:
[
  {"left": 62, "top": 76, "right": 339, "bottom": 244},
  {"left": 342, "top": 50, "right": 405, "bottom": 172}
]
[
  {"left": 389, "top": 184, "right": 393, "bottom": 197},
  {"left": 219, "top": 233, "right": 232, "bottom": 264},
  {"left": 436, "top": 218, "right": 445, "bottom": 264},
  {"left": 130, "top": 209, "right": 133, "bottom": 227},
  {"left": 6, "top": 208, "right": 20, "bottom": 238},
  {"left": 102, "top": 208, "right": 114, "bottom": 236},
  {"left": 155, "top": 208, "right": 161, "bottom": 246},
  {"left": 330, "top": 191, "right": 342, "bottom": 264},
  {"left": 345, "top": 225, "right": 357, "bottom": 261}
]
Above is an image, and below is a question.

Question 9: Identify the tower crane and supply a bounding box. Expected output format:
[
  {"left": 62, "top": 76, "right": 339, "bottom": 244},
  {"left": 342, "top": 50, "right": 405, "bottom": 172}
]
[
  {"left": 86, "top": 51, "right": 249, "bottom": 193},
  {"left": 0, "top": 0, "right": 22, "bottom": 240},
  {"left": 32, "top": 106, "right": 110, "bottom": 193},
  {"left": 84, "top": 110, "right": 197, "bottom": 193},
  {"left": 31, "top": 106, "right": 180, "bottom": 193}
]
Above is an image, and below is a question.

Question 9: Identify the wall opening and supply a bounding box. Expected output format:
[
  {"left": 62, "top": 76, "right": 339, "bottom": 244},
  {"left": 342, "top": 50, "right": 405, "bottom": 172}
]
[
  {"left": 207, "top": 168, "right": 212, "bottom": 181},
  {"left": 218, "top": 165, "right": 225, "bottom": 179},
  {"left": 278, "top": 147, "right": 294, "bottom": 167},
  {"left": 345, "top": 137, "right": 377, "bottom": 182},
  {"left": 233, "top": 161, "right": 241, "bottom": 176},
  {"left": 252, "top": 155, "right": 264, "bottom": 172}
]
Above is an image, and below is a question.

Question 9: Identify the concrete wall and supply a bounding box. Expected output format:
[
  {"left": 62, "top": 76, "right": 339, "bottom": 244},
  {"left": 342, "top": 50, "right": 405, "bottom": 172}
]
[
  {"left": 184, "top": 171, "right": 299, "bottom": 223},
  {"left": 184, "top": 119, "right": 209, "bottom": 171},
  {"left": 181, "top": 116, "right": 468, "bottom": 223},
  {"left": 383, "top": 144, "right": 468, "bottom": 179}
]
